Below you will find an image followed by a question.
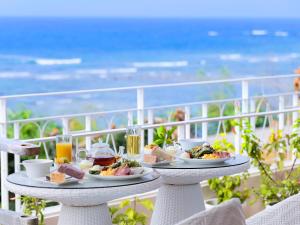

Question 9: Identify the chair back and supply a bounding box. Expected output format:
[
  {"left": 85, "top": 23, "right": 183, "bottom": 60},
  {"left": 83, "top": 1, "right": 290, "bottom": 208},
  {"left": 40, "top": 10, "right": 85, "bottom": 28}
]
[
  {"left": 176, "top": 198, "right": 246, "bottom": 225},
  {"left": 0, "top": 209, "right": 38, "bottom": 225},
  {"left": 246, "top": 193, "right": 300, "bottom": 225}
]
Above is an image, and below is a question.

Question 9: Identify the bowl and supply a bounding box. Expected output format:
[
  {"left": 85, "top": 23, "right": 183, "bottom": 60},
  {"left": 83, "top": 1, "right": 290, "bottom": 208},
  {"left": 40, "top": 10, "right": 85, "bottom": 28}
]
[
  {"left": 178, "top": 139, "right": 206, "bottom": 151},
  {"left": 21, "top": 159, "right": 53, "bottom": 178}
]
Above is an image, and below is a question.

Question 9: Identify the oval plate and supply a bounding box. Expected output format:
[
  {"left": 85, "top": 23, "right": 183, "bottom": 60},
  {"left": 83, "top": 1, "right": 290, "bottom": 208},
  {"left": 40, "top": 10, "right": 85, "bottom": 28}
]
[
  {"left": 86, "top": 167, "right": 153, "bottom": 181},
  {"left": 178, "top": 157, "right": 232, "bottom": 164}
]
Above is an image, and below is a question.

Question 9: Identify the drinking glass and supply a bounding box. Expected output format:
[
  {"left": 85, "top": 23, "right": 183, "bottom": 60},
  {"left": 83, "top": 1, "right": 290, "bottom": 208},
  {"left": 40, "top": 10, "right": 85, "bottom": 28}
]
[
  {"left": 126, "top": 126, "right": 141, "bottom": 159},
  {"left": 55, "top": 135, "right": 73, "bottom": 164}
]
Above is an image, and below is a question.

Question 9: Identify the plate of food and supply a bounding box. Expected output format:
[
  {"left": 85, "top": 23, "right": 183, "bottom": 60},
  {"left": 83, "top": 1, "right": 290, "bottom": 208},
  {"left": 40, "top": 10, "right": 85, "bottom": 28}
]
[
  {"left": 87, "top": 159, "right": 153, "bottom": 180},
  {"left": 178, "top": 143, "right": 231, "bottom": 164},
  {"left": 142, "top": 144, "right": 175, "bottom": 167}
]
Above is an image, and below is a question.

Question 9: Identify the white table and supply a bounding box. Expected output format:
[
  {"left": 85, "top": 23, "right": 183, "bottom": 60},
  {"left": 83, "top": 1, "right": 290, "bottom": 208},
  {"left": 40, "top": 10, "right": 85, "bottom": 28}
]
[
  {"left": 6, "top": 172, "right": 161, "bottom": 225},
  {"left": 150, "top": 155, "right": 250, "bottom": 225}
]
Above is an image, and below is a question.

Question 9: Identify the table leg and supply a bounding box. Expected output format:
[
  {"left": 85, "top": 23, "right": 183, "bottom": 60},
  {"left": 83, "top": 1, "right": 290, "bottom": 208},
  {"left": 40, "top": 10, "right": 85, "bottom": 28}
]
[
  {"left": 58, "top": 203, "right": 112, "bottom": 225},
  {"left": 151, "top": 183, "right": 205, "bottom": 225}
]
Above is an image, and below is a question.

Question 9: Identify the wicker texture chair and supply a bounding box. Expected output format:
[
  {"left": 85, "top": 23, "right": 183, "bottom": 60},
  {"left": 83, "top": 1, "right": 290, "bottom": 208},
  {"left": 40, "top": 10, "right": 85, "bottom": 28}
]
[
  {"left": 176, "top": 193, "right": 300, "bottom": 225},
  {"left": 175, "top": 198, "right": 246, "bottom": 225},
  {"left": 246, "top": 193, "right": 300, "bottom": 225},
  {"left": 0, "top": 208, "right": 38, "bottom": 225}
]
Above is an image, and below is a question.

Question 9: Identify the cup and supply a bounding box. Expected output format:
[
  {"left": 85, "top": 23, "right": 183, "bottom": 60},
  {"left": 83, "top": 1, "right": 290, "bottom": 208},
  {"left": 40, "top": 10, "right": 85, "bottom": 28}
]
[
  {"left": 126, "top": 126, "right": 141, "bottom": 159},
  {"left": 55, "top": 135, "right": 73, "bottom": 164},
  {"left": 21, "top": 159, "right": 53, "bottom": 178}
]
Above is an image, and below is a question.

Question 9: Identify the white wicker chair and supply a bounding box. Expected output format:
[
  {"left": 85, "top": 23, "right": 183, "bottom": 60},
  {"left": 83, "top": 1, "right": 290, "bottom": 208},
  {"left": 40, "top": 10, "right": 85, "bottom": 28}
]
[
  {"left": 246, "top": 193, "right": 300, "bottom": 225},
  {"left": 0, "top": 209, "right": 38, "bottom": 225},
  {"left": 176, "top": 193, "right": 300, "bottom": 225},
  {"left": 175, "top": 198, "right": 246, "bottom": 225}
]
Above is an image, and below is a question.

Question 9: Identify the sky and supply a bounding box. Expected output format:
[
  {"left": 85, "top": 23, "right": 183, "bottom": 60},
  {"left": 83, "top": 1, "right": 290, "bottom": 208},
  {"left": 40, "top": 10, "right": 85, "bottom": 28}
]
[{"left": 0, "top": 0, "right": 299, "bottom": 18}]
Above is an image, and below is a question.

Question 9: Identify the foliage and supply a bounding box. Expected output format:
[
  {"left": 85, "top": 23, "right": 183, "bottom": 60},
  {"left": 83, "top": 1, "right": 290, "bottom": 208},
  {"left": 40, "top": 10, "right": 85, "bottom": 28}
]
[
  {"left": 208, "top": 135, "right": 250, "bottom": 203},
  {"left": 208, "top": 174, "right": 250, "bottom": 204},
  {"left": 21, "top": 196, "right": 46, "bottom": 225},
  {"left": 153, "top": 126, "right": 176, "bottom": 147},
  {"left": 212, "top": 134, "right": 235, "bottom": 153},
  {"left": 240, "top": 120, "right": 300, "bottom": 206},
  {"left": 109, "top": 198, "right": 153, "bottom": 225}
]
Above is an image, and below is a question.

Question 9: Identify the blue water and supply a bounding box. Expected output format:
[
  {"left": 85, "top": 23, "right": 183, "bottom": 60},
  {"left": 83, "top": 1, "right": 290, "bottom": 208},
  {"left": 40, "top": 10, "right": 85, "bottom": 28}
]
[{"left": 0, "top": 18, "right": 299, "bottom": 115}]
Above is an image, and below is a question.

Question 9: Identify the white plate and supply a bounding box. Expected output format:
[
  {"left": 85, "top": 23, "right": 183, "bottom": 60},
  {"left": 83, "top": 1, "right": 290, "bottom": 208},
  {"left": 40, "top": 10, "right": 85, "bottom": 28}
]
[
  {"left": 87, "top": 167, "right": 153, "bottom": 181},
  {"left": 35, "top": 176, "right": 80, "bottom": 185},
  {"left": 179, "top": 157, "right": 231, "bottom": 164}
]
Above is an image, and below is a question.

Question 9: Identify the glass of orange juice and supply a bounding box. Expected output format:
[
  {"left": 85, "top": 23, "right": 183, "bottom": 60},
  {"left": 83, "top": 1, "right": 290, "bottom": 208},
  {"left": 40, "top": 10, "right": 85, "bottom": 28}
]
[{"left": 55, "top": 135, "right": 72, "bottom": 164}]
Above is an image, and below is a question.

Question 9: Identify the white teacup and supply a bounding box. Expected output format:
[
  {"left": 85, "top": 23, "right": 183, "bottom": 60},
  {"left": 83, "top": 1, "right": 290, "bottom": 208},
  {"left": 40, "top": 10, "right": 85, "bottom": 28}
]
[
  {"left": 178, "top": 139, "right": 206, "bottom": 151},
  {"left": 21, "top": 159, "right": 53, "bottom": 178}
]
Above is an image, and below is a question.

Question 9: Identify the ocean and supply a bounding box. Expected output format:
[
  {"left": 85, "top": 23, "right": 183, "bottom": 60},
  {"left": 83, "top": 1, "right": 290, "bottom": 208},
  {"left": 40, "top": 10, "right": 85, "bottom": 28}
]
[{"left": 0, "top": 18, "right": 299, "bottom": 115}]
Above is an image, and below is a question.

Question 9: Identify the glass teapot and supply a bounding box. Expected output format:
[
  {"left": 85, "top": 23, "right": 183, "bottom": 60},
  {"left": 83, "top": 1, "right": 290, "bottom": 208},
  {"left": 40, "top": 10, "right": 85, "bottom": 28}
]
[
  {"left": 89, "top": 139, "right": 115, "bottom": 157},
  {"left": 87, "top": 139, "right": 116, "bottom": 166}
]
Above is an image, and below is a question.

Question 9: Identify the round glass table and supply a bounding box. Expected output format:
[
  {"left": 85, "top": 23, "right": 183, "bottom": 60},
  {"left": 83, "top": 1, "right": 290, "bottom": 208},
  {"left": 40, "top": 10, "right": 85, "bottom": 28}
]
[
  {"left": 6, "top": 171, "right": 160, "bottom": 225},
  {"left": 149, "top": 155, "right": 250, "bottom": 225}
]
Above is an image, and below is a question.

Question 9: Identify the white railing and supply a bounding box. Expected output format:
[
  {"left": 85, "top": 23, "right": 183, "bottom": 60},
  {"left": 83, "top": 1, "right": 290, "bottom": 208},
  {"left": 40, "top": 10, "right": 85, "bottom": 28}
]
[{"left": 0, "top": 73, "right": 299, "bottom": 211}]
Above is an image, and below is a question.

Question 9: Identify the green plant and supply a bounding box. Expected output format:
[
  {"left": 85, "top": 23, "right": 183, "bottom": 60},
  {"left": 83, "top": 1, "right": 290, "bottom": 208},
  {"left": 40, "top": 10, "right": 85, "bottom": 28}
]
[
  {"left": 212, "top": 133, "right": 235, "bottom": 153},
  {"left": 240, "top": 120, "right": 300, "bottom": 206},
  {"left": 208, "top": 174, "right": 250, "bottom": 204},
  {"left": 208, "top": 135, "right": 250, "bottom": 203},
  {"left": 21, "top": 196, "right": 46, "bottom": 225},
  {"left": 153, "top": 126, "right": 177, "bottom": 147},
  {"left": 109, "top": 198, "right": 153, "bottom": 225}
]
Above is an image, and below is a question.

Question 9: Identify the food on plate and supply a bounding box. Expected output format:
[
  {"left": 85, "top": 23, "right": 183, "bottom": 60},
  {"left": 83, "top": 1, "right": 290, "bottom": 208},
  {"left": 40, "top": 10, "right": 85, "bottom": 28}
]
[
  {"left": 50, "top": 171, "right": 65, "bottom": 184},
  {"left": 144, "top": 143, "right": 159, "bottom": 151},
  {"left": 100, "top": 167, "right": 117, "bottom": 176},
  {"left": 114, "top": 165, "right": 131, "bottom": 176},
  {"left": 181, "top": 143, "right": 231, "bottom": 160},
  {"left": 143, "top": 146, "right": 174, "bottom": 164},
  {"left": 58, "top": 164, "right": 85, "bottom": 179},
  {"left": 79, "top": 160, "right": 94, "bottom": 171},
  {"left": 89, "top": 165, "right": 102, "bottom": 175},
  {"left": 180, "top": 152, "right": 191, "bottom": 159},
  {"left": 165, "top": 145, "right": 177, "bottom": 156},
  {"left": 89, "top": 159, "right": 143, "bottom": 177},
  {"left": 144, "top": 154, "right": 158, "bottom": 164}
]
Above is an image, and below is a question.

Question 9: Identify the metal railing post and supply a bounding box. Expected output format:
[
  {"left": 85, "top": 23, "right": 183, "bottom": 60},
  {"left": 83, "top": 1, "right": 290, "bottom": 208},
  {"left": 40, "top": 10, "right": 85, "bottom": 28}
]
[
  {"left": 202, "top": 103, "right": 208, "bottom": 141},
  {"left": 250, "top": 99, "right": 256, "bottom": 130},
  {"left": 0, "top": 99, "right": 9, "bottom": 209},
  {"left": 13, "top": 122, "right": 21, "bottom": 211},
  {"left": 147, "top": 109, "right": 154, "bottom": 144},
  {"left": 85, "top": 116, "right": 92, "bottom": 150},
  {"left": 185, "top": 106, "right": 191, "bottom": 139},
  {"left": 292, "top": 93, "right": 298, "bottom": 123},
  {"left": 234, "top": 101, "right": 241, "bottom": 154},
  {"left": 278, "top": 96, "right": 285, "bottom": 130},
  {"left": 127, "top": 111, "right": 133, "bottom": 126},
  {"left": 137, "top": 88, "right": 145, "bottom": 149},
  {"left": 242, "top": 80, "right": 249, "bottom": 115},
  {"left": 62, "top": 118, "right": 69, "bottom": 135}
]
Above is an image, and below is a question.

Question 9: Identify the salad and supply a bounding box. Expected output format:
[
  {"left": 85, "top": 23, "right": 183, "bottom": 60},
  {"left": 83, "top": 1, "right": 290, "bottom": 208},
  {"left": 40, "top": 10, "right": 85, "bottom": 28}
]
[
  {"left": 89, "top": 159, "right": 143, "bottom": 176},
  {"left": 180, "top": 143, "right": 230, "bottom": 160}
]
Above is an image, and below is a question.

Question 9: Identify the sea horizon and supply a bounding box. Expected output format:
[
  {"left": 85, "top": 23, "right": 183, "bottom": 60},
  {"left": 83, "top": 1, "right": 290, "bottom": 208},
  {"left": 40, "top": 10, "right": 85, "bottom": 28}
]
[{"left": 0, "top": 17, "right": 299, "bottom": 115}]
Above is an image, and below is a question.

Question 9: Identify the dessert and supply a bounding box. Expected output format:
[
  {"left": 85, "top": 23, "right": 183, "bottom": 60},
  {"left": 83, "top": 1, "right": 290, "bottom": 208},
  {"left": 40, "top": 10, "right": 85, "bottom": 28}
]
[
  {"left": 50, "top": 171, "right": 65, "bottom": 184},
  {"left": 58, "top": 164, "right": 85, "bottom": 179}
]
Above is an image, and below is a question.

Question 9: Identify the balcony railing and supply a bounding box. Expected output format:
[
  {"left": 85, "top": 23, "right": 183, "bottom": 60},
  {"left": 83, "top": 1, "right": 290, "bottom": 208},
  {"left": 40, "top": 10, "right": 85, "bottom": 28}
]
[{"left": 0, "top": 73, "right": 299, "bottom": 211}]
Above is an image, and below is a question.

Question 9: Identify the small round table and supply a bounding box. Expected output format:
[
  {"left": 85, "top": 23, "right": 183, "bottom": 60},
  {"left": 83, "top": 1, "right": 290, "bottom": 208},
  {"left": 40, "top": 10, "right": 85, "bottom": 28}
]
[
  {"left": 6, "top": 172, "right": 160, "bottom": 225},
  {"left": 150, "top": 155, "right": 250, "bottom": 225}
]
